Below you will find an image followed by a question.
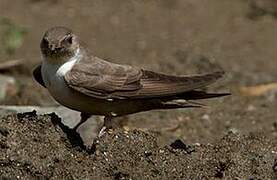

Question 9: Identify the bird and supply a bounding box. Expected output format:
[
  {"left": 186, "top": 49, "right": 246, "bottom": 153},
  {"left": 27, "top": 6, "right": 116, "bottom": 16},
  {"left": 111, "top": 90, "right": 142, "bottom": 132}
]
[{"left": 33, "top": 26, "right": 229, "bottom": 136}]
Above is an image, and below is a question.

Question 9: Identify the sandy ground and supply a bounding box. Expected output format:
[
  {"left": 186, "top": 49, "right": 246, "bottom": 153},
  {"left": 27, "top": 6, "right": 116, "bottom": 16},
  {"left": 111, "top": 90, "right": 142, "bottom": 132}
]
[{"left": 0, "top": 0, "right": 277, "bottom": 179}]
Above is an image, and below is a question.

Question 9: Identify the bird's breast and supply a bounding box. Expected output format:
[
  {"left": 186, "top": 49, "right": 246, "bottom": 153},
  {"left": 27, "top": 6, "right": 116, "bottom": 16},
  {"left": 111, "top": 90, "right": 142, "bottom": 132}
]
[
  {"left": 41, "top": 62, "right": 70, "bottom": 101},
  {"left": 41, "top": 62, "right": 106, "bottom": 114}
]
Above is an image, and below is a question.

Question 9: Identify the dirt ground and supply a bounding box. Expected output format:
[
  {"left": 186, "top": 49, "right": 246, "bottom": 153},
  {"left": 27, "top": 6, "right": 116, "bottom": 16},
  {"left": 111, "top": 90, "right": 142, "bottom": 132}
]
[
  {"left": 1, "top": 112, "right": 277, "bottom": 179},
  {"left": 0, "top": 0, "right": 277, "bottom": 179}
]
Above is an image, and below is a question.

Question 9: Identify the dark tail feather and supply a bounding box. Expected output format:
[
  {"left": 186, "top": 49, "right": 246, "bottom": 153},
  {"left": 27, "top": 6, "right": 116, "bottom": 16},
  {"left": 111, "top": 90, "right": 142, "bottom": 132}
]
[{"left": 178, "top": 90, "right": 230, "bottom": 100}]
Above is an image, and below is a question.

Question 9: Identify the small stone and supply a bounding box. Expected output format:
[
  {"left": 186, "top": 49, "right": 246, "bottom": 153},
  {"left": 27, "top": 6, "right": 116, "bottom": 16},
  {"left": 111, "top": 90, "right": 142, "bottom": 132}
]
[
  {"left": 159, "top": 149, "right": 164, "bottom": 153},
  {"left": 272, "top": 151, "right": 277, "bottom": 154},
  {"left": 0, "top": 75, "right": 17, "bottom": 101},
  {"left": 201, "top": 114, "right": 210, "bottom": 121},
  {"left": 123, "top": 126, "right": 130, "bottom": 131},
  {"left": 247, "top": 105, "right": 256, "bottom": 111}
]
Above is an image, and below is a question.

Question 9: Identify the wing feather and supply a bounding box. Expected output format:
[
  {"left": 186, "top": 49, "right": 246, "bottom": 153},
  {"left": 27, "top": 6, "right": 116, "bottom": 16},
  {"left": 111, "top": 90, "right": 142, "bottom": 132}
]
[
  {"left": 65, "top": 56, "right": 143, "bottom": 98},
  {"left": 111, "top": 70, "right": 224, "bottom": 98},
  {"left": 65, "top": 56, "right": 224, "bottom": 99}
]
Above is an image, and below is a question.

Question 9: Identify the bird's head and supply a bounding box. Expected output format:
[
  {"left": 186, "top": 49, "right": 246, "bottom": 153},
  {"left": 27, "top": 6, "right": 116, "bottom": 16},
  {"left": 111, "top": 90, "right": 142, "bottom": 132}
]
[{"left": 40, "top": 26, "right": 80, "bottom": 64}]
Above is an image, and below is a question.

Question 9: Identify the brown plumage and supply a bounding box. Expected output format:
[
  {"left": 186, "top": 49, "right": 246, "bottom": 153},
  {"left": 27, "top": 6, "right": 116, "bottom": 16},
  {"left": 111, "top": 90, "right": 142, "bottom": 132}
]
[{"left": 64, "top": 55, "right": 227, "bottom": 100}]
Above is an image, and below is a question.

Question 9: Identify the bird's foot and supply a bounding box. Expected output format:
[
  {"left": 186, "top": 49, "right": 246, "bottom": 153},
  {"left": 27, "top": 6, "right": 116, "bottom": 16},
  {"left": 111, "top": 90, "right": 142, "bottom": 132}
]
[
  {"left": 98, "top": 126, "right": 107, "bottom": 137},
  {"left": 98, "top": 126, "right": 114, "bottom": 137},
  {"left": 97, "top": 116, "right": 116, "bottom": 137}
]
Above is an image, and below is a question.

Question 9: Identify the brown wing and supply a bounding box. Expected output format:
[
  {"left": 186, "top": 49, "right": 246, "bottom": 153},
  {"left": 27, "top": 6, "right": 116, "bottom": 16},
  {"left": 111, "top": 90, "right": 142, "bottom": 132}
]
[
  {"left": 65, "top": 56, "right": 225, "bottom": 99},
  {"left": 113, "top": 70, "right": 225, "bottom": 99},
  {"left": 65, "top": 56, "right": 143, "bottom": 99}
]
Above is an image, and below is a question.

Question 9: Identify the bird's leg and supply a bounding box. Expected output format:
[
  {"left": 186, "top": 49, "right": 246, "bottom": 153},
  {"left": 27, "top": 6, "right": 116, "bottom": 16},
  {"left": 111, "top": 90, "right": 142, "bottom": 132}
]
[
  {"left": 73, "top": 112, "right": 91, "bottom": 131},
  {"left": 98, "top": 116, "right": 114, "bottom": 137}
]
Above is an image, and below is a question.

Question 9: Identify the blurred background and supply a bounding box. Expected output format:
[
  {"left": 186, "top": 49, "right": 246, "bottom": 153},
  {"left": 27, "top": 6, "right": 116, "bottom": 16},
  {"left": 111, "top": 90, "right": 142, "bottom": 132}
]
[{"left": 0, "top": 0, "right": 276, "bottom": 144}]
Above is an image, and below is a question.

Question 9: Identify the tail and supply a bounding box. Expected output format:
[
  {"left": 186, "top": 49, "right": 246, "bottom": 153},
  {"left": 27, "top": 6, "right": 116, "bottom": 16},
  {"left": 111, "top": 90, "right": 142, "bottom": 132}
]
[{"left": 178, "top": 90, "right": 230, "bottom": 100}]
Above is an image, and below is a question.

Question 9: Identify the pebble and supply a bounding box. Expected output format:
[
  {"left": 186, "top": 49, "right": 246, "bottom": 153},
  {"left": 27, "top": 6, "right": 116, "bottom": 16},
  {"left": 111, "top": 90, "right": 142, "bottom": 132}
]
[
  {"left": 247, "top": 105, "right": 256, "bottom": 111},
  {"left": 0, "top": 75, "right": 17, "bottom": 101},
  {"left": 201, "top": 114, "right": 210, "bottom": 121}
]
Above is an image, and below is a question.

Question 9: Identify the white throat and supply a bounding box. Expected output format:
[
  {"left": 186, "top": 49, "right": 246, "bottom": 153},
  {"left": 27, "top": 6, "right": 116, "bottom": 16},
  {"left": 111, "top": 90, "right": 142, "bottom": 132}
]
[{"left": 56, "top": 48, "right": 82, "bottom": 76}]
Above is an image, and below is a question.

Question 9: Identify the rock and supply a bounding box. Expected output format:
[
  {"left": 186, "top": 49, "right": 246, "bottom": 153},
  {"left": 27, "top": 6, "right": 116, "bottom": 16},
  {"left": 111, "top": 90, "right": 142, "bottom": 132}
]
[
  {"left": 0, "top": 75, "right": 17, "bottom": 101},
  {"left": 0, "top": 105, "right": 79, "bottom": 127},
  {"left": 0, "top": 105, "right": 100, "bottom": 146}
]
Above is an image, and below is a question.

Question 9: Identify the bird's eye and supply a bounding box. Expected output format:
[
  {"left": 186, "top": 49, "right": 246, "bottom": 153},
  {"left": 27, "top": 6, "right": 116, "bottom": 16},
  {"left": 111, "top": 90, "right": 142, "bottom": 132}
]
[
  {"left": 67, "top": 36, "right": 73, "bottom": 44},
  {"left": 64, "top": 35, "right": 73, "bottom": 45}
]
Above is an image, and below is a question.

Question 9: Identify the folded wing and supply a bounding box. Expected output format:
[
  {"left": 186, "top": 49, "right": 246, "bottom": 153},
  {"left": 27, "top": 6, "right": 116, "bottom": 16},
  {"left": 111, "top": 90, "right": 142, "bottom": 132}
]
[{"left": 65, "top": 56, "right": 225, "bottom": 99}]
